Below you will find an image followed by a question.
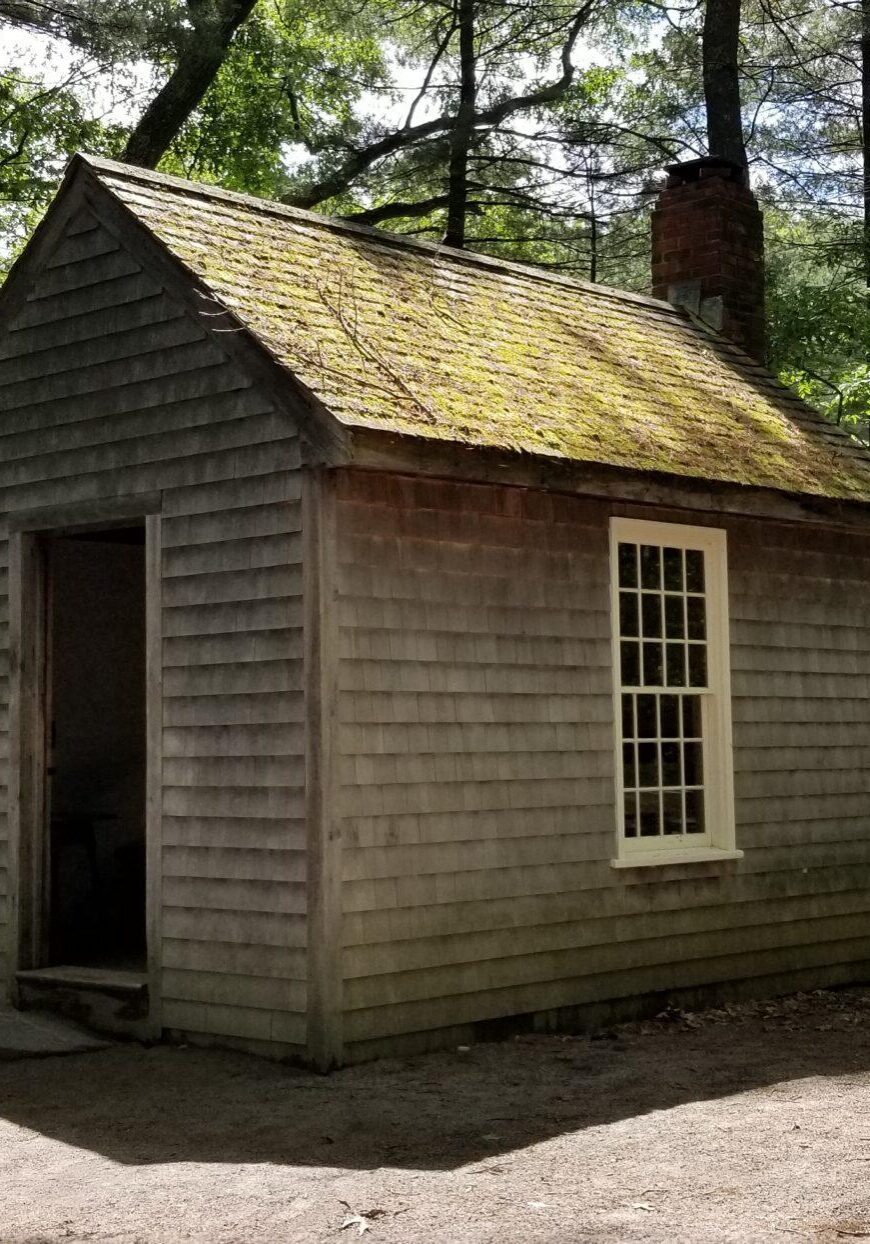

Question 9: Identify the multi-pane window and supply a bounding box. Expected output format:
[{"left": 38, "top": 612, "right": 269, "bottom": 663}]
[{"left": 610, "top": 519, "right": 736, "bottom": 863}]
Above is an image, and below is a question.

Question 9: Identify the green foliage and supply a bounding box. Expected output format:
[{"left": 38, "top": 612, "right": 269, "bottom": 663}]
[
  {"left": 766, "top": 209, "right": 870, "bottom": 433},
  {"left": 163, "top": 0, "right": 388, "bottom": 196},
  {"left": 0, "top": 64, "right": 124, "bottom": 267}
]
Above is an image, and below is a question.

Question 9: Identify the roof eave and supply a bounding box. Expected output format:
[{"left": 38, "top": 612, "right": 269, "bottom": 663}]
[{"left": 346, "top": 424, "right": 870, "bottom": 532}]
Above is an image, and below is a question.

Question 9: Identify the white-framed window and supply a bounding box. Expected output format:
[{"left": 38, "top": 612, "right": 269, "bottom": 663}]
[{"left": 609, "top": 517, "right": 738, "bottom": 867}]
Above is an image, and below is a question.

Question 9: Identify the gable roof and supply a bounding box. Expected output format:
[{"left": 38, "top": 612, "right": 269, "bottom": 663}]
[{"left": 26, "top": 155, "right": 870, "bottom": 503}]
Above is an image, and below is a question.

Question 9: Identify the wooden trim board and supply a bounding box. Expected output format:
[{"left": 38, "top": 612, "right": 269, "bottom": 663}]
[
  {"left": 7, "top": 531, "right": 50, "bottom": 981},
  {"left": 303, "top": 467, "right": 343, "bottom": 1070},
  {"left": 145, "top": 513, "right": 164, "bottom": 1037},
  {"left": 8, "top": 493, "right": 162, "bottom": 534},
  {"left": 349, "top": 430, "right": 870, "bottom": 534}
]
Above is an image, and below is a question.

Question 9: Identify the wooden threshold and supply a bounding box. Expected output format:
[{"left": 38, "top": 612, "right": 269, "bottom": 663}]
[{"left": 16, "top": 965, "right": 148, "bottom": 997}]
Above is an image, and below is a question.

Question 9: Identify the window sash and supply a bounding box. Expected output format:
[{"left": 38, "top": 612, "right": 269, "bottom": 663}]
[{"left": 609, "top": 518, "right": 734, "bottom": 862}]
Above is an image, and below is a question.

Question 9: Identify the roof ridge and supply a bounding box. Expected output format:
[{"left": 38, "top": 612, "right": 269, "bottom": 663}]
[{"left": 75, "top": 152, "right": 689, "bottom": 321}]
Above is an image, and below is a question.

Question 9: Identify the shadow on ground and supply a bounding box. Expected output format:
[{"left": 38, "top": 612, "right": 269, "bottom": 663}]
[{"left": 2, "top": 989, "right": 870, "bottom": 1173}]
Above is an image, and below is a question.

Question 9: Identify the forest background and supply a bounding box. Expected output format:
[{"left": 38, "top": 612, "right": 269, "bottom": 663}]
[{"left": 0, "top": 0, "right": 867, "bottom": 432}]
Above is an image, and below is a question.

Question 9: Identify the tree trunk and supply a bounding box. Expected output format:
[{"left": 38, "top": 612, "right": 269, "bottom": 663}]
[
  {"left": 862, "top": 0, "right": 870, "bottom": 287},
  {"left": 702, "top": 0, "right": 747, "bottom": 168},
  {"left": 443, "top": 0, "right": 476, "bottom": 249},
  {"left": 587, "top": 163, "right": 598, "bottom": 283},
  {"left": 284, "top": 2, "right": 592, "bottom": 210},
  {"left": 122, "top": 0, "right": 257, "bottom": 169}
]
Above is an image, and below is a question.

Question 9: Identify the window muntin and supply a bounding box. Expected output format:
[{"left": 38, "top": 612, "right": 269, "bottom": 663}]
[{"left": 610, "top": 519, "right": 735, "bottom": 862}]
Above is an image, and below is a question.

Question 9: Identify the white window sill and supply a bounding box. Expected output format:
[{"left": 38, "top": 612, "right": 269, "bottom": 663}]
[{"left": 610, "top": 848, "right": 743, "bottom": 869}]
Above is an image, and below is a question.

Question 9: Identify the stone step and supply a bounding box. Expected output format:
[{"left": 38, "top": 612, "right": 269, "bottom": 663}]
[{"left": 16, "top": 966, "right": 150, "bottom": 1040}]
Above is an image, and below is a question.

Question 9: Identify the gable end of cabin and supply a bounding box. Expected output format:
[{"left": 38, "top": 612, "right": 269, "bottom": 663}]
[{"left": 0, "top": 170, "right": 343, "bottom": 1066}]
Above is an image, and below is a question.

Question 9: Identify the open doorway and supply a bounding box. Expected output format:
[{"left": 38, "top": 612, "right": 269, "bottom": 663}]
[{"left": 45, "top": 527, "right": 147, "bottom": 970}]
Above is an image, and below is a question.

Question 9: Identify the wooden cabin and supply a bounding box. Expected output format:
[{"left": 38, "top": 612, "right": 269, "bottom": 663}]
[{"left": 2, "top": 154, "right": 870, "bottom": 1068}]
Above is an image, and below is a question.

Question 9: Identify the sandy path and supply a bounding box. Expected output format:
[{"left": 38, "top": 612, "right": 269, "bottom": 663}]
[{"left": 2, "top": 989, "right": 870, "bottom": 1242}]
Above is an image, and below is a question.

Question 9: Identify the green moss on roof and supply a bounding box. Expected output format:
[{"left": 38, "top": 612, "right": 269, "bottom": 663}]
[{"left": 87, "top": 156, "right": 870, "bottom": 503}]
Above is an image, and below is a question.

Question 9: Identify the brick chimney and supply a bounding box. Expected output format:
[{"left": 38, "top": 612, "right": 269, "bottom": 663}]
[{"left": 651, "top": 156, "right": 765, "bottom": 362}]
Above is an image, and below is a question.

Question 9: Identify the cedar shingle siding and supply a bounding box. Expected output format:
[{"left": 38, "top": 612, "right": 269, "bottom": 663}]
[
  {"left": 0, "top": 205, "right": 308, "bottom": 1054},
  {"left": 336, "top": 473, "right": 870, "bottom": 1060}
]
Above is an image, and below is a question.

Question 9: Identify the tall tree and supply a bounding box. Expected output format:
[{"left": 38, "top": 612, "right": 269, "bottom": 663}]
[
  {"left": 122, "top": 0, "right": 258, "bottom": 167},
  {"left": 282, "top": 0, "right": 600, "bottom": 224},
  {"left": 0, "top": 0, "right": 260, "bottom": 170},
  {"left": 862, "top": 0, "right": 870, "bottom": 285},
  {"left": 443, "top": 0, "right": 476, "bottom": 247},
  {"left": 0, "top": 1, "right": 171, "bottom": 56},
  {"left": 703, "top": 0, "right": 747, "bottom": 165}
]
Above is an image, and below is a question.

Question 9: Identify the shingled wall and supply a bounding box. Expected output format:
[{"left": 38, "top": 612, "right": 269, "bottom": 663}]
[
  {"left": 334, "top": 469, "right": 870, "bottom": 1059},
  {"left": 0, "top": 204, "right": 309, "bottom": 1054}
]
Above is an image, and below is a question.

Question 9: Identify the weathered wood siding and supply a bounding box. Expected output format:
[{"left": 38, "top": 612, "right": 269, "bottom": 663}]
[
  {"left": 0, "top": 207, "right": 307, "bottom": 1050},
  {"left": 335, "top": 470, "right": 870, "bottom": 1057}
]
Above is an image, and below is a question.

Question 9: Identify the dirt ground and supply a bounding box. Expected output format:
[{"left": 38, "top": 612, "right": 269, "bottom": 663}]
[{"left": 3, "top": 989, "right": 870, "bottom": 1243}]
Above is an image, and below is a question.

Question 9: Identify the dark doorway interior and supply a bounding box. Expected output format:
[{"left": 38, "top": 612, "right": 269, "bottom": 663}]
[{"left": 47, "top": 527, "right": 147, "bottom": 969}]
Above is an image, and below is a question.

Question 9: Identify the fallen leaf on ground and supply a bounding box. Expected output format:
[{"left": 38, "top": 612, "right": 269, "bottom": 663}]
[
  {"left": 339, "top": 1215, "right": 369, "bottom": 1235},
  {"left": 339, "top": 1202, "right": 392, "bottom": 1235}
]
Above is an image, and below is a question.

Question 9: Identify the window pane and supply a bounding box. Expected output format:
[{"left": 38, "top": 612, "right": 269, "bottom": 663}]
[
  {"left": 685, "top": 548, "right": 705, "bottom": 592},
  {"left": 666, "top": 642, "right": 686, "bottom": 687},
  {"left": 640, "top": 545, "right": 661, "bottom": 589},
  {"left": 663, "top": 547, "right": 683, "bottom": 591},
  {"left": 638, "top": 742, "right": 658, "bottom": 787},
  {"left": 660, "top": 695, "right": 680, "bottom": 738},
  {"left": 642, "top": 642, "right": 663, "bottom": 686},
  {"left": 622, "top": 742, "right": 636, "bottom": 787},
  {"left": 688, "top": 644, "right": 707, "bottom": 688},
  {"left": 620, "top": 641, "right": 640, "bottom": 686},
  {"left": 613, "top": 527, "right": 723, "bottom": 854},
  {"left": 686, "top": 596, "right": 706, "bottom": 640},
  {"left": 664, "top": 594, "right": 685, "bottom": 638},
  {"left": 682, "top": 695, "right": 702, "bottom": 738},
  {"left": 683, "top": 741, "right": 703, "bottom": 787},
  {"left": 661, "top": 741, "right": 681, "bottom": 787},
  {"left": 621, "top": 693, "right": 635, "bottom": 739},
  {"left": 624, "top": 792, "right": 638, "bottom": 838},
  {"left": 639, "top": 791, "right": 660, "bottom": 836},
  {"left": 637, "top": 694, "right": 657, "bottom": 738},
  {"left": 662, "top": 791, "right": 683, "bottom": 835},
  {"left": 685, "top": 789, "right": 705, "bottom": 834},
  {"left": 641, "top": 592, "right": 662, "bottom": 638},
  {"left": 618, "top": 542, "right": 638, "bottom": 588},
  {"left": 619, "top": 591, "right": 639, "bottom": 637}
]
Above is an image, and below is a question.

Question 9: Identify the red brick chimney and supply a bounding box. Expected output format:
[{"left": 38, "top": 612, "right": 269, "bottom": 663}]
[{"left": 651, "top": 156, "right": 765, "bottom": 362}]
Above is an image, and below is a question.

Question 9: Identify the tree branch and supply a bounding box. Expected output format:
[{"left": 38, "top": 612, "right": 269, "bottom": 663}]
[
  {"left": 121, "top": 0, "right": 257, "bottom": 168},
  {"left": 341, "top": 193, "right": 452, "bottom": 225},
  {"left": 283, "top": 0, "right": 597, "bottom": 209}
]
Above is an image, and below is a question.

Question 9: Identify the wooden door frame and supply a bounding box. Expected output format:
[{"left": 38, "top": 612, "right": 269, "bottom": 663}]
[
  {"left": 8, "top": 529, "right": 50, "bottom": 976},
  {"left": 7, "top": 499, "right": 163, "bottom": 1035}
]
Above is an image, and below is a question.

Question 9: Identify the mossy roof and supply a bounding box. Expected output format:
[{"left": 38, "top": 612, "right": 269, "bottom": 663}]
[{"left": 85, "top": 156, "right": 870, "bottom": 503}]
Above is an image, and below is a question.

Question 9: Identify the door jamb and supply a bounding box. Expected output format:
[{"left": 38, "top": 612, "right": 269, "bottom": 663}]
[
  {"left": 144, "top": 513, "right": 163, "bottom": 1036},
  {"left": 7, "top": 502, "right": 163, "bottom": 1035},
  {"left": 8, "top": 530, "right": 50, "bottom": 979}
]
